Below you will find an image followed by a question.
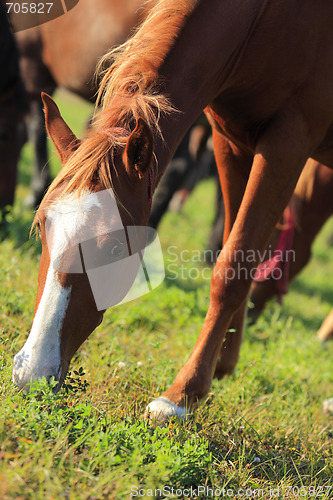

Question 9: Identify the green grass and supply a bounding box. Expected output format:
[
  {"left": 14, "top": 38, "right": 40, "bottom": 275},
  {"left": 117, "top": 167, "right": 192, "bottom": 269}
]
[{"left": 0, "top": 91, "right": 332, "bottom": 499}]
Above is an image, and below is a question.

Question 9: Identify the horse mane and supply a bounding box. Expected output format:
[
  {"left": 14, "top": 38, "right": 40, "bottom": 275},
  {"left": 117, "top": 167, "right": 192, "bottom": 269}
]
[
  {"left": 39, "top": 127, "right": 128, "bottom": 209},
  {"left": 95, "top": 0, "right": 197, "bottom": 130},
  {"left": 39, "top": 0, "right": 196, "bottom": 215},
  {"left": 33, "top": 127, "right": 130, "bottom": 235}
]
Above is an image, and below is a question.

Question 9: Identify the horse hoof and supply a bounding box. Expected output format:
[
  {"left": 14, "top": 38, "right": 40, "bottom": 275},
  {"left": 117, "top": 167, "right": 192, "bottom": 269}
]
[
  {"left": 145, "top": 397, "right": 190, "bottom": 422},
  {"left": 322, "top": 398, "right": 333, "bottom": 415}
]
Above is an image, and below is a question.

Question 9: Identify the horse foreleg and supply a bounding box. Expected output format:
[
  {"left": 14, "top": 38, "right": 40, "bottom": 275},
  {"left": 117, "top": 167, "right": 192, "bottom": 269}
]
[
  {"left": 146, "top": 113, "right": 310, "bottom": 421},
  {"left": 27, "top": 98, "right": 52, "bottom": 207},
  {"left": 211, "top": 133, "right": 252, "bottom": 379}
]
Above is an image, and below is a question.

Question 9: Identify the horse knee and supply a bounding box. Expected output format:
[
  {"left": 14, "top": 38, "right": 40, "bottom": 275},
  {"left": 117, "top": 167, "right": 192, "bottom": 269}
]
[{"left": 211, "top": 267, "right": 250, "bottom": 314}]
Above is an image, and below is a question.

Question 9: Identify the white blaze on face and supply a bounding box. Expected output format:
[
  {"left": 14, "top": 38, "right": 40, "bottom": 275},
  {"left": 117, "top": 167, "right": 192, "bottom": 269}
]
[
  {"left": 12, "top": 190, "right": 113, "bottom": 390},
  {"left": 12, "top": 266, "right": 71, "bottom": 390}
]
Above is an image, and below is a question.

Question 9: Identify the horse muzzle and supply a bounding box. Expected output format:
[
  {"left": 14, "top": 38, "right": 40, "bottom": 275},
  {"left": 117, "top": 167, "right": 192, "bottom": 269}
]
[{"left": 12, "top": 346, "right": 64, "bottom": 392}]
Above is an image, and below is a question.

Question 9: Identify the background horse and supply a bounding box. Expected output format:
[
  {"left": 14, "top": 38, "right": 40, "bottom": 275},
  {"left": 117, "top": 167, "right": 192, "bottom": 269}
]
[
  {"left": 0, "top": 1, "right": 28, "bottom": 215},
  {"left": 317, "top": 309, "right": 333, "bottom": 342},
  {"left": 148, "top": 115, "right": 224, "bottom": 257},
  {"left": 13, "top": 0, "right": 333, "bottom": 421},
  {"left": 250, "top": 160, "right": 333, "bottom": 342},
  {"left": 10, "top": 0, "right": 154, "bottom": 207}
]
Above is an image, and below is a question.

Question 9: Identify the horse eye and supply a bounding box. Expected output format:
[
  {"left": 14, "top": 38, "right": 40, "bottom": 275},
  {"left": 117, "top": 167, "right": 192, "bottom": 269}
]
[{"left": 110, "top": 240, "right": 124, "bottom": 257}]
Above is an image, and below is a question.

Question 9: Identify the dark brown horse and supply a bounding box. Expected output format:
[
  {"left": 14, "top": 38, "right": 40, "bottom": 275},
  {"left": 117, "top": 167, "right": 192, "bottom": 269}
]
[
  {"left": 250, "top": 159, "right": 333, "bottom": 340},
  {"left": 10, "top": 0, "right": 154, "bottom": 206},
  {"left": 13, "top": 0, "right": 333, "bottom": 421},
  {"left": 0, "top": 1, "right": 28, "bottom": 213}
]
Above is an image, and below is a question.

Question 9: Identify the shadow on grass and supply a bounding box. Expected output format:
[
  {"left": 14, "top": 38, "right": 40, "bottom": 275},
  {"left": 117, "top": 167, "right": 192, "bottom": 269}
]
[
  {"left": 290, "top": 279, "right": 333, "bottom": 306},
  {"left": 282, "top": 305, "right": 329, "bottom": 333},
  {"left": 247, "top": 296, "right": 331, "bottom": 340}
]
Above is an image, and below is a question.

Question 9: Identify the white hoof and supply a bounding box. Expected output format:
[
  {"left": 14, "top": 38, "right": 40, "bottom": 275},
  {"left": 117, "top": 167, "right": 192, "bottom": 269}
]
[
  {"left": 145, "top": 397, "right": 190, "bottom": 422},
  {"left": 322, "top": 398, "right": 333, "bottom": 415}
]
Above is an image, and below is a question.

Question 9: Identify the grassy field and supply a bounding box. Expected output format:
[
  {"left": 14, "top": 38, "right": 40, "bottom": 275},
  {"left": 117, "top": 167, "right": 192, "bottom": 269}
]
[{"left": 0, "top": 90, "right": 332, "bottom": 499}]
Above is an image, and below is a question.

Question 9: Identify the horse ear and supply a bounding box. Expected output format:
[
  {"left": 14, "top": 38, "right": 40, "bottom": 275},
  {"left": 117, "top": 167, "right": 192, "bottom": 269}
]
[
  {"left": 41, "top": 92, "right": 80, "bottom": 164},
  {"left": 123, "top": 117, "right": 153, "bottom": 179}
]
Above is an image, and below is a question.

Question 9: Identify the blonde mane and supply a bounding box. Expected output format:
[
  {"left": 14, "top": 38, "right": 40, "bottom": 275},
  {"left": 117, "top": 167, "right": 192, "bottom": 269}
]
[
  {"left": 95, "top": 0, "right": 197, "bottom": 129},
  {"left": 40, "top": 0, "right": 196, "bottom": 209}
]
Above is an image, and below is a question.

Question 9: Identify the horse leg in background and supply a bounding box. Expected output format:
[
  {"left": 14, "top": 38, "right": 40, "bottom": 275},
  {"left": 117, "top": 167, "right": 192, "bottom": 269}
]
[
  {"left": 248, "top": 213, "right": 311, "bottom": 323},
  {"left": 26, "top": 97, "right": 52, "bottom": 208},
  {"left": 249, "top": 160, "right": 333, "bottom": 323},
  {"left": 206, "top": 176, "right": 225, "bottom": 263},
  {"left": 147, "top": 111, "right": 310, "bottom": 418},
  {"left": 168, "top": 154, "right": 206, "bottom": 212},
  {"left": 148, "top": 127, "right": 192, "bottom": 230},
  {"left": 149, "top": 117, "right": 211, "bottom": 230},
  {"left": 317, "top": 309, "right": 333, "bottom": 342},
  {"left": 169, "top": 122, "right": 213, "bottom": 212},
  {"left": 0, "top": 100, "right": 27, "bottom": 234},
  {"left": 0, "top": 120, "right": 23, "bottom": 212}
]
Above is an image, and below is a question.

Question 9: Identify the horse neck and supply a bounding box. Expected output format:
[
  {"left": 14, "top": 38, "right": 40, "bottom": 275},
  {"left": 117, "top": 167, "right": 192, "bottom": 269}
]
[{"left": 151, "top": 0, "right": 268, "bottom": 175}]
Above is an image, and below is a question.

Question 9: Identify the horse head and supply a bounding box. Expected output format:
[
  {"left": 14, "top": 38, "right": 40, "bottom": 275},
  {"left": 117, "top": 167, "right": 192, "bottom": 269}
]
[{"left": 12, "top": 93, "right": 157, "bottom": 391}]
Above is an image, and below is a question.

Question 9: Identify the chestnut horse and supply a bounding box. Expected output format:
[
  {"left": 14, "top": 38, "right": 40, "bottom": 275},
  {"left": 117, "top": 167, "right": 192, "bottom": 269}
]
[
  {"left": 250, "top": 159, "right": 333, "bottom": 343},
  {"left": 11, "top": 0, "right": 154, "bottom": 207},
  {"left": 13, "top": 0, "right": 333, "bottom": 420},
  {"left": 0, "top": 1, "right": 28, "bottom": 213}
]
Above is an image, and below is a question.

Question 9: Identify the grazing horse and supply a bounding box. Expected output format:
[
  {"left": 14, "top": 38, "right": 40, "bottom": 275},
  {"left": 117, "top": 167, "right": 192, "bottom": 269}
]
[
  {"left": 13, "top": 0, "right": 333, "bottom": 421},
  {"left": 250, "top": 159, "right": 333, "bottom": 342},
  {"left": 0, "top": 1, "right": 28, "bottom": 212},
  {"left": 11, "top": 0, "right": 154, "bottom": 206}
]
